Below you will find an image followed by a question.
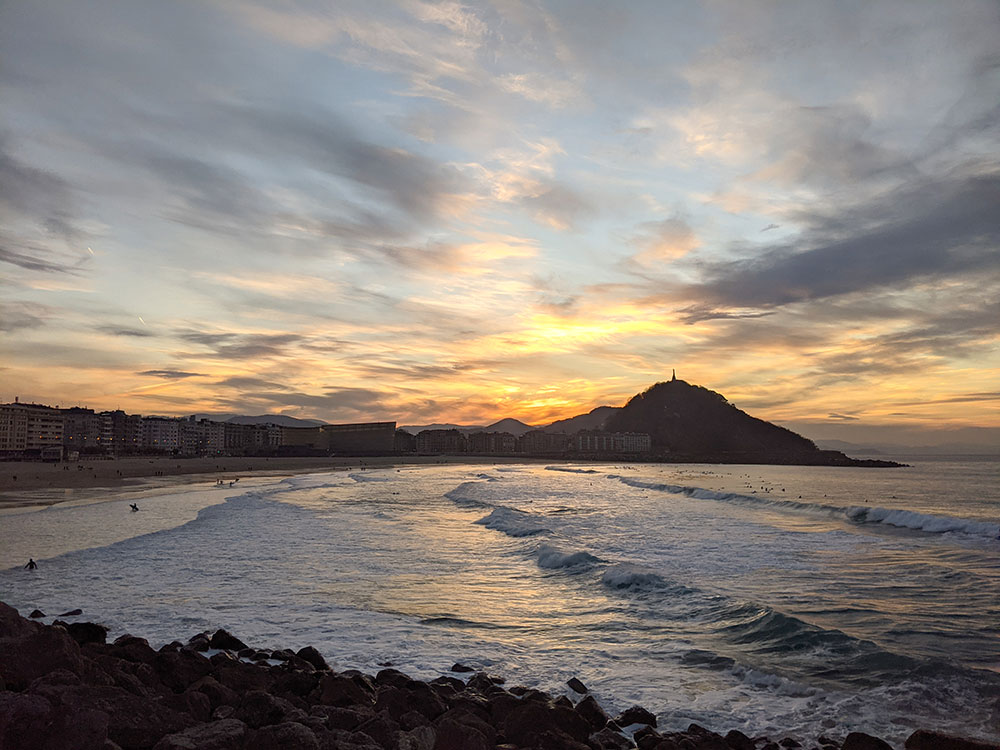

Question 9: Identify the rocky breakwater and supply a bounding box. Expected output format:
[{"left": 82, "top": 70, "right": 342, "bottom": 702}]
[{"left": 2, "top": 603, "right": 998, "bottom": 750}]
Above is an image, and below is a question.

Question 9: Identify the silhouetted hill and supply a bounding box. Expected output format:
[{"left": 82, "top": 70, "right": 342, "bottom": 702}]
[
  {"left": 483, "top": 418, "right": 535, "bottom": 436},
  {"left": 604, "top": 379, "right": 902, "bottom": 466},
  {"left": 400, "top": 423, "right": 482, "bottom": 435},
  {"left": 543, "top": 406, "right": 619, "bottom": 433}
]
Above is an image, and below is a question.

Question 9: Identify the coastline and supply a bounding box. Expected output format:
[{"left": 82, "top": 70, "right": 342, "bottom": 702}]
[
  {"left": 0, "top": 455, "right": 542, "bottom": 507},
  {"left": 0, "top": 603, "right": 992, "bottom": 750}
]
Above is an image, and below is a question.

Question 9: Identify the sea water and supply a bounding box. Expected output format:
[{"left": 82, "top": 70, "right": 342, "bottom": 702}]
[{"left": 1, "top": 458, "right": 998, "bottom": 745}]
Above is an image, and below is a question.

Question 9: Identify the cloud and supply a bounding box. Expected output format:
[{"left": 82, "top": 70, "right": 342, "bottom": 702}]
[
  {"left": 97, "top": 325, "right": 155, "bottom": 338},
  {"left": 686, "top": 170, "right": 1000, "bottom": 309},
  {"left": 177, "top": 330, "right": 304, "bottom": 359},
  {"left": 137, "top": 370, "right": 205, "bottom": 379},
  {"left": 827, "top": 413, "right": 859, "bottom": 421}
]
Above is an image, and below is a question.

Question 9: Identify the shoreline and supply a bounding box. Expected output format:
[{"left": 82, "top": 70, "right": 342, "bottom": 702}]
[
  {"left": 0, "top": 603, "right": 992, "bottom": 750},
  {"left": 0, "top": 455, "right": 543, "bottom": 508}
]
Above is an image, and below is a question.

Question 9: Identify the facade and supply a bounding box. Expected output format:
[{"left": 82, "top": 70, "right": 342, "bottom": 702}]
[
  {"left": 415, "top": 428, "right": 467, "bottom": 453},
  {"left": 142, "top": 417, "right": 181, "bottom": 453},
  {"left": 102, "top": 410, "right": 143, "bottom": 454},
  {"left": 0, "top": 404, "right": 30, "bottom": 454},
  {"left": 467, "top": 431, "right": 516, "bottom": 454},
  {"left": 62, "top": 407, "right": 104, "bottom": 452},
  {"left": 323, "top": 421, "right": 396, "bottom": 454},
  {"left": 0, "top": 402, "right": 64, "bottom": 458},
  {"left": 517, "top": 430, "right": 570, "bottom": 454},
  {"left": 574, "top": 431, "right": 651, "bottom": 453}
]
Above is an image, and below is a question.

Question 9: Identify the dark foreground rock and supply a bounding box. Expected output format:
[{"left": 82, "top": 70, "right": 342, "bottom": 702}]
[{"left": 1, "top": 601, "right": 996, "bottom": 750}]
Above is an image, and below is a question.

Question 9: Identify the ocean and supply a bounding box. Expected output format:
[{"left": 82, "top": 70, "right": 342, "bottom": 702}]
[{"left": 2, "top": 457, "right": 998, "bottom": 745}]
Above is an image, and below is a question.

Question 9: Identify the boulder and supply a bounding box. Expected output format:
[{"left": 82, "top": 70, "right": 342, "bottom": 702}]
[
  {"left": 450, "top": 663, "right": 475, "bottom": 673},
  {"left": 594, "top": 726, "right": 635, "bottom": 749},
  {"left": 190, "top": 675, "right": 239, "bottom": 709},
  {"left": 152, "top": 718, "right": 248, "bottom": 750},
  {"left": 209, "top": 629, "right": 248, "bottom": 652},
  {"left": 246, "top": 721, "right": 319, "bottom": 750},
  {"left": 433, "top": 714, "right": 493, "bottom": 750},
  {"left": 842, "top": 733, "right": 894, "bottom": 750},
  {"left": 397, "top": 725, "right": 436, "bottom": 750},
  {"left": 29, "top": 610, "right": 45, "bottom": 619},
  {"left": 296, "top": 645, "right": 330, "bottom": 671},
  {"left": 32, "top": 684, "right": 193, "bottom": 749},
  {"left": 318, "top": 672, "right": 375, "bottom": 707},
  {"left": 616, "top": 705, "right": 658, "bottom": 728},
  {"left": 567, "top": 676, "right": 589, "bottom": 694},
  {"left": 354, "top": 710, "right": 400, "bottom": 749},
  {"left": 906, "top": 730, "right": 1000, "bottom": 750},
  {"left": 503, "top": 698, "right": 591, "bottom": 747},
  {"left": 725, "top": 729, "right": 756, "bottom": 750},
  {"left": 0, "top": 689, "right": 109, "bottom": 750},
  {"left": 154, "top": 649, "right": 212, "bottom": 692},
  {"left": 58, "top": 609, "right": 84, "bottom": 617},
  {"left": 0, "top": 620, "right": 85, "bottom": 690},
  {"left": 237, "top": 689, "right": 294, "bottom": 728},
  {"left": 575, "top": 694, "right": 610, "bottom": 730}
]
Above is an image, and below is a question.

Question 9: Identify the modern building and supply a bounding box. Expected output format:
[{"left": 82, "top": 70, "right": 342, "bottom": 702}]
[
  {"left": 142, "top": 416, "right": 182, "bottom": 453},
  {"left": 415, "top": 428, "right": 467, "bottom": 453},
  {"left": 574, "top": 431, "right": 651, "bottom": 453},
  {"left": 468, "top": 431, "right": 516, "bottom": 454},
  {"left": 323, "top": 421, "right": 396, "bottom": 454},
  {"left": 517, "top": 430, "right": 570, "bottom": 454}
]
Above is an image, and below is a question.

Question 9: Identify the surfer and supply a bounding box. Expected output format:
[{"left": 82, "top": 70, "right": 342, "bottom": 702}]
[
  {"left": 25, "top": 558, "right": 37, "bottom": 570},
  {"left": 129, "top": 503, "right": 139, "bottom": 512}
]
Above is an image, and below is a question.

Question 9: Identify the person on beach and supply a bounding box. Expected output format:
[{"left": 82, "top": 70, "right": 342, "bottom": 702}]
[
  {"left": 25, "top": 558, "right": 37, "bottom": 569},
  {"left": 129, "top": 503, "right": 139, "bottom": 512}
]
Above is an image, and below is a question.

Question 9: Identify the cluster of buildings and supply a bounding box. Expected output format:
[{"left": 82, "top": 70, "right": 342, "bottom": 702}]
[
  {"left": 0, "top": 400, "right": 396, "bottom": 460},
  {"left": 409, "top": 428, "right": 651, "bottom": 456},
  {"left": 0, "top": 399, "right": 652, "bottom": 461}
]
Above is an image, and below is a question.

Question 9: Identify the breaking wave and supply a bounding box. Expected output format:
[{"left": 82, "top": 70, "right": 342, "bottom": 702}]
[{"left": 475, "top": 508, "right": 550, "bottom": 537}]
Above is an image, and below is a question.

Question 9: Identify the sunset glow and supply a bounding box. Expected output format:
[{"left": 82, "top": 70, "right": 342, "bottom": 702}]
[{"left": 2, "top": 1, "right": 998, "bottom": 446}]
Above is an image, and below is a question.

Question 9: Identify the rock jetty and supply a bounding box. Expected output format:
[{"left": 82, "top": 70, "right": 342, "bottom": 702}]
[{"left": 1, "top": 602, "right": 995, "bottom": 750}]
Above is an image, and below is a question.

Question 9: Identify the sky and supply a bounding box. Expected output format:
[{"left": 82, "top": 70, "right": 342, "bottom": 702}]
[{"left": 1, "top": 1, "right": 998, "bottom": 445}]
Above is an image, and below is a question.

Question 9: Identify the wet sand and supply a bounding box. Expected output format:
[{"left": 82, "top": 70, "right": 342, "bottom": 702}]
[{"left": 0, "top": 455, "right": 538, "bottom": 507}]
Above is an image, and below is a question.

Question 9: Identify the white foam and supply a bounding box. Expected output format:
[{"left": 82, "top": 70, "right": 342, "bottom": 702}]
[
  {"left": 536, "top": 544, "right": 601, "bottom": 569},
  {"left": 845, "top": 506, "right": 999, "bottom": 538},
  {"left": 601, "top": 564, "right": 672, "bottom": 591},
  {"left": 474, "top": 508, "right": 550, "bottom": 537}
]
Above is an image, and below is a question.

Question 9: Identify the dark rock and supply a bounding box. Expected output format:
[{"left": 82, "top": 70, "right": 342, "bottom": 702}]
[
  {"left": 212, "top": 660, "right": 274, "bottom": 695},
  {"left": 312, "top": 705, "right": 374, "bottom": 731},
  {"left": 213, "top": 705, "right": 238, "bottom": 720},
  {"left": 58, "top": 608, "right": 83, "bottom": 617},
  {"left": 191, "top": 675, "right": 240, "bottom": 709},
  {"left": 152, "top": 718, "right": 248, "bottom": 750},
  {"left": 576, "top": 694, "right": 611, "bottom": 730},
  {"left": 594, "top": 726, "right": 635, "bottom": 749},
  {"left": 0, "top": 619, "right": 85, "bottom": 690},
  {"left": 210, "top": 650, "right": 239, "bottom": 667},
  {"left": 272, "top": 667, "right": 320, "bottom": 698},
  {"left": 725, "top": 729, "right": 756, "bottom": 750},
  {"left": 355, "top": 710, "right": 399, "bottom": 749},
  {"left": 319, "top": 672, "right": 376, "bottom": 707},
  {"left": 567, "top": 676, "right": 589, "bottom": 694},
  {"left": 66, "top": 621, "right": 109, "bottom": 645},
  {"left": 842, "top": 732, "right": 893, "bottom": 750},
  {"left": 781, "top": 740, "right": 802, "bottom": 749},
  {"left": 0, "top": 689, "right": 109, "bottom": 750},
  {"left": 503, "top": 698, "right": 592, "bottom": 747},
  {"left": 187, "top": 633, "right": 211, "bottom": 652},
  {"left": 209, "top": 629, "right": 248, "bottom": 652},
  {"left": 376, "top": 667, "right": 412, "bottom": 688},
  {"left": 270, "top": 648, "right": 295, "bottom": 661},
  {"left": 296, "top": 645, "right": 330, "bottom": 671},
  {"left": 181, "top": 688, "right": 213, "bottom": 722},
  {"left": 555, "top": 694, "right": 574, "bottom": 709},
  {"left": 397, "top": 725, "right": 436, "bottom": 750},
  {"left": 433, "top": 714, "right": 493, "bottom": 750},
  {"left": 616, "top": 705, "right": 658, "bottom": 728},
  {"left": 246, "top": 720, "right": 320, "bottom": 750},
  {"left": 34, "top": 684, "right": 193, "bottom": 749},
  {"left": 237, "top": 689, "right": 293, "bottom": 728},
  {"left": 450, "top": 663, "right": 475, "bottom": 673},
  {"left": 905, "top": 730, "right": 1000, "bottom": 750},
  {"left": 28, "top": 609, "right": 45, "bottom": 619},
  {"left": 154, "top": 648, "right": 212, "bottom": 692}
]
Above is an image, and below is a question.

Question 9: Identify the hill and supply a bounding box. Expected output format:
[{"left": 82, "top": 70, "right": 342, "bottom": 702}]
[
  {"left": 604, "top": 379, "right": 902, "bottom": 466},
  {"left": 482, "top": 418, "right": 535, "bottom": 436},
  {"left": 542, "top": 405, "right": 619, "bottom": 433}
]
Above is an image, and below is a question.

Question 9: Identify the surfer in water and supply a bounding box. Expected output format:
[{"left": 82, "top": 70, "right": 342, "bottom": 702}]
[
  {"left": 25, "top": 558, "right": 37, "bottom": 569},
  {"left": 129, "top": 503, "right": 139, "bottom": 512}
]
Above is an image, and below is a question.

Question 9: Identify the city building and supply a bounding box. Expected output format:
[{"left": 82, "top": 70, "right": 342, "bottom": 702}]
[
  {"left": 415, "top": 428, "right": 467, "bottom": 453},
  {"left": 517, "top": 430, "right": 570, "bottom": 454},
  {"left": 468, "top": 431, "right": 516, "bottom": 454}
]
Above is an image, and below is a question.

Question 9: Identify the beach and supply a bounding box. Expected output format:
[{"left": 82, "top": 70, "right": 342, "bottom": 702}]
[{"left": 0, "top": 455, "right": 536, "bottom": 505}]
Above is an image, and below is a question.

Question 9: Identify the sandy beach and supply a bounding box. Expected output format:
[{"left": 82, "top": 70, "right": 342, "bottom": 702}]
[{"left": 0, "top": 455, "right": 538, "bottom": 506}]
